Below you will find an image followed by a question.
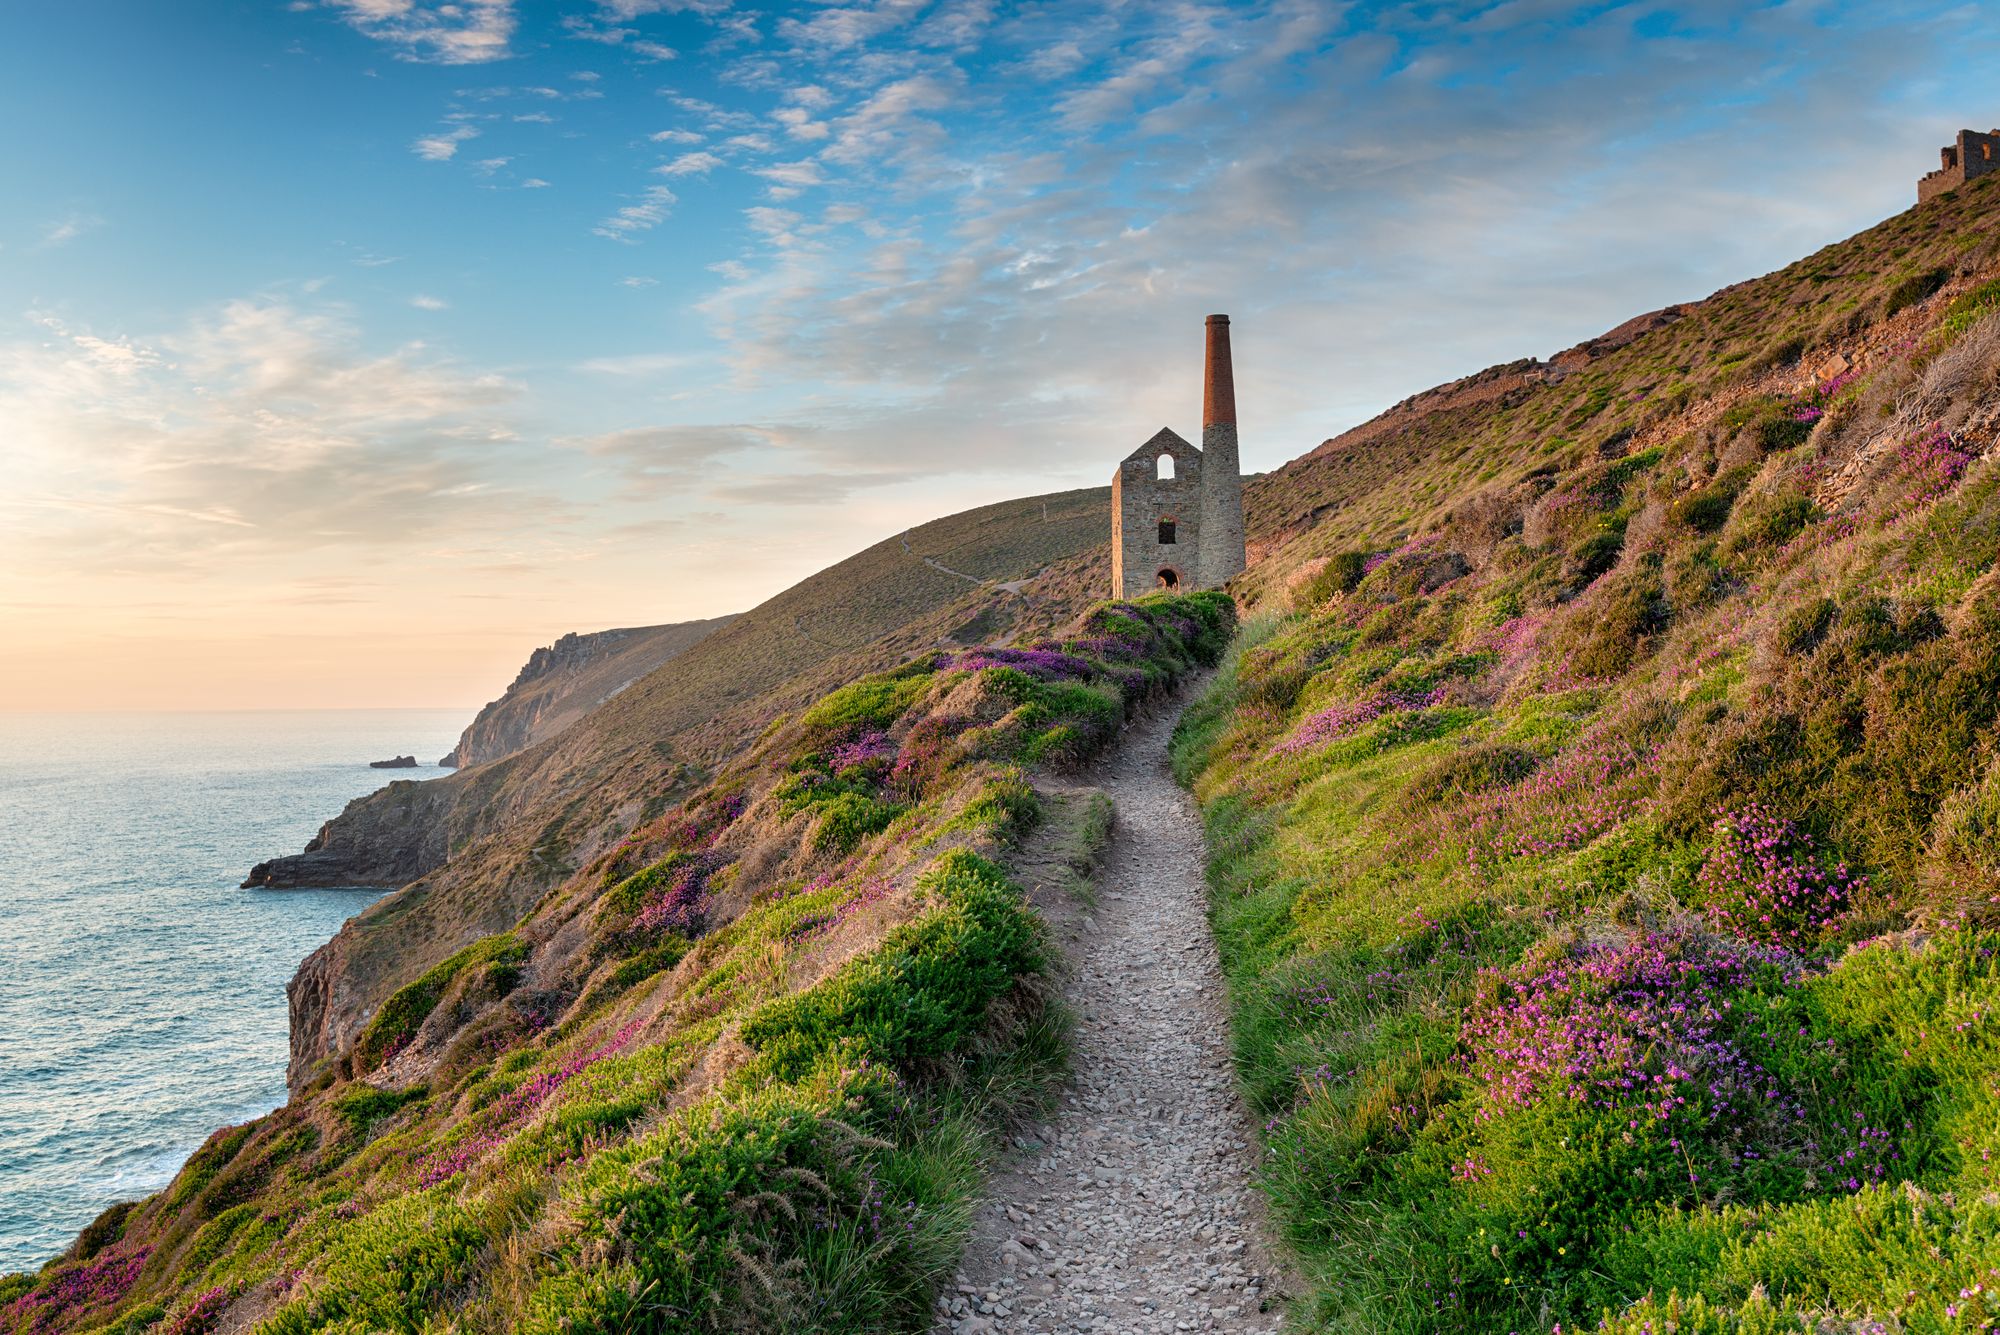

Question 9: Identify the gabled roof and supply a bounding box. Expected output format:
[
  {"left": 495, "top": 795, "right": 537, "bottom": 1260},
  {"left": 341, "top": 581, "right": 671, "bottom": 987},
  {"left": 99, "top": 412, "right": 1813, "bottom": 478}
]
[{"left": 1120, "top": 426, "right": 1200, "bottom": 466}]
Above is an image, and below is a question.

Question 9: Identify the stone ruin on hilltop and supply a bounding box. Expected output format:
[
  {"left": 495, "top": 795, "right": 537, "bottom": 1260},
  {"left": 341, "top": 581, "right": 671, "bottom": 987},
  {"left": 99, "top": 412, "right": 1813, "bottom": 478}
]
[
  {"left": 1919, "top": 127, "right": 2000, "bottom": 203},
  {"left": 1110, "top": 315, "right": 1248, "bottom": 597}
]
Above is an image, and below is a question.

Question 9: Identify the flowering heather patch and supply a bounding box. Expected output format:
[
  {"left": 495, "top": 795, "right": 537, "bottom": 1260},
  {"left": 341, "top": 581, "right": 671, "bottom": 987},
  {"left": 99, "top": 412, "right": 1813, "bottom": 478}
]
[
  {"left": 5, "top": 1245, "right": 151, "bottom": 1333},
  {"left": 1460, "top": 930, "right": 1808, "bottom": 1135},
  {"left": 947, "top": 645, "right": 1094, "bottom": 680},
  {"left": 889, "top": 714, "right": 966, "bottom": 796},
  {"left": 1898, "top": 422, "right": 1977, "bottom": 504},
  {"left": 1060, "top": 634, "right": 1144, "bottom": 661},
  {"left": 1460, "top": 735, "right": 1660, "bottom": 868},
  {"left": 1696, "top": 804, "right": 1862, "bottom": 947},
  {"left": 417, "top": 1130, "right": 505, "bottom": 1187},
  {"left": 1275, "top": 686, "right": 1448, "bottom": 754},
  {"left": 632, "top": 850, "right": 724, "bottom": 934},
  {"left": 830, "top": 730, "right": 895, "bottom": 773},
  {"left": 496, "top": 1016, "right": 646, "bottom": 1120},
  {"left": 166, "top": 1284, "right": 233, "bottom": 1335}
]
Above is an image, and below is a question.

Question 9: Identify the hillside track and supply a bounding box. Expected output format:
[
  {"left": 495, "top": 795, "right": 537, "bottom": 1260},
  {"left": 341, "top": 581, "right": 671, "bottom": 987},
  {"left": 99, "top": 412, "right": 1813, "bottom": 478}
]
[{"left": 937, "top": 698, "right": 1294, "bottom": 1334}]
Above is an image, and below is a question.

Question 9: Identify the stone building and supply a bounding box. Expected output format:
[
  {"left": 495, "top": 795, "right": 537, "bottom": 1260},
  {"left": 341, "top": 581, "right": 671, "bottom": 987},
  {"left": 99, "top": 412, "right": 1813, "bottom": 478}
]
[
  {"left": 1919, "top": 128, "right": 2000, "bottom": 203},
  {"left": 1110, "top": 315, "right": 1248, "bottom": 597}
]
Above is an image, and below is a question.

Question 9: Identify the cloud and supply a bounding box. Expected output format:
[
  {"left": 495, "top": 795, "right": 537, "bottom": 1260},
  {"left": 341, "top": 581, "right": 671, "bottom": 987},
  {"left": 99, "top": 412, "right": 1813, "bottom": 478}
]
[
  {"left": 773, "top": 106, "right": 830, "bottom": 140},
  {"left": 40, "top": 214, "right": 103, "bottom": 248},
  {"left": 619, "top": 275, "right": 660, "bottom": 288},
  {"left": 318, "top": 0, "right": 516, "bottom": 64},
  {"left": 650, "top": 128, "right": 703, "bottom": 143},
  {"left": 411, "top": 294, "right": 449, "bottom": 310},
  {"left": 521, "top": 177, "right": 552, "bottom": 188},
  {"left": 0, "top": 300, "right": 527, "bottom": 571},
  {"left": 412, "top": 124, "right": 479, "bottom": 160},
  {"left": 776, "top": 0, "right": 928, "bottom": 53},
  {"left": 657, "top": 150, "right": 724, "bottom": 175},
  {"left": 593, "top": 184, "right": 678, "bottom": 240}
]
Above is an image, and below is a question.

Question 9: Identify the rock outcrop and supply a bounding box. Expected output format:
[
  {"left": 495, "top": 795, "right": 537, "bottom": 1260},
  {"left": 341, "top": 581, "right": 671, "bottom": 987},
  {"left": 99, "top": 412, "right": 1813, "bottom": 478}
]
[
  {"left": 242, "top": 779, "right": 460, "bottom": 890},
  {"left": 369, "top": 755, "right": 418, "bottom": 769},
  {"left": 438, "top": 618, "right": 734, "bottom": 769}
]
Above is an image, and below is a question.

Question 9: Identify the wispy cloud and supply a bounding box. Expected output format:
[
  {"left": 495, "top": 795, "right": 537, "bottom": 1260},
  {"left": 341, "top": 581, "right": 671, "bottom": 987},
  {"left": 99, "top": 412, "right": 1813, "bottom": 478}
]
[
  {"left": 40, "top": 214, "right": 104, "bottom": 248},
  {"left": 412, "top": 124, "right": 479, "bottom": 160},
  {"left": 593, "top": 184, "right": 677, "bottom": 240},
  {"left": 657, "top": 150, "right": 724, "bottom": 175},
  {"left": 319, "top": 0, "right": 517, "bottom": 64},
  {"left": 411, "top": 294, "right": 449, "bottom": 310}
]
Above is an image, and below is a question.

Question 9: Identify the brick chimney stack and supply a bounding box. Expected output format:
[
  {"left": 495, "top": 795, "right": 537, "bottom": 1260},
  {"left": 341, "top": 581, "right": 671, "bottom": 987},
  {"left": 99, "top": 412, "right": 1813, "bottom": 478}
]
[
  {"left": 1197, "top": 314, "right": 1246, "bottom": 587},
  {"left": 1203, "top": 314, "right": 1236, "bottom": 427}
]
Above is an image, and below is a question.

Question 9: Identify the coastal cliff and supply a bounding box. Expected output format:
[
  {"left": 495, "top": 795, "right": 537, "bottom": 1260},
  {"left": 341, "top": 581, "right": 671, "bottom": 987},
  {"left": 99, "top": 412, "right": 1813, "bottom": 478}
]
[{"left": 438, "top": 617, "right": 734, "bottom": 769}]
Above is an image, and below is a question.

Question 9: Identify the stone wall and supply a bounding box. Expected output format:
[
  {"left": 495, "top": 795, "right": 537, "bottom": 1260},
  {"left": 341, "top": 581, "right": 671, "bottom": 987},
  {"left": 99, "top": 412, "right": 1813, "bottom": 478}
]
[
  {"left": 1197, "top": 422, "right": 1246, "bottom": 588},
  {"left": 1920, "top": 128, "right": 2000, "bottom": 203},
  {"left": 1112, "top": 428, "right": 1204, "bottom": 598}
]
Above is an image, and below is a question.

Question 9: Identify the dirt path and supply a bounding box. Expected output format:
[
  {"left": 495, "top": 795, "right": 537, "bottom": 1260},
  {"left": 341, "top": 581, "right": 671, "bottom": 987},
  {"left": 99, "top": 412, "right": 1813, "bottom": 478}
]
[
  {"left": 901, "top": 530, "right": 986, "bottom": 585},
  {"left": 937, "top": 700, "right": 1293, "bottom": 1334}
]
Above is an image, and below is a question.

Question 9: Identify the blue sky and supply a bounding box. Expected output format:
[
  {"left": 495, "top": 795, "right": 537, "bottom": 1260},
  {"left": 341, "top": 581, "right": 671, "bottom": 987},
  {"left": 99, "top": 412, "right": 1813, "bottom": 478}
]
[{"left": 0, "top": 0, "right": 1993, "bottom": 708}]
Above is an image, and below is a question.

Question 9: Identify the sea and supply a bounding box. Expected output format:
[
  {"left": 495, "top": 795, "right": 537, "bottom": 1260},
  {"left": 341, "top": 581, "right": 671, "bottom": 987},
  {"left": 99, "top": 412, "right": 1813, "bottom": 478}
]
[{"left": 0, "top": 709, "right": 467, "bottom": 1275}]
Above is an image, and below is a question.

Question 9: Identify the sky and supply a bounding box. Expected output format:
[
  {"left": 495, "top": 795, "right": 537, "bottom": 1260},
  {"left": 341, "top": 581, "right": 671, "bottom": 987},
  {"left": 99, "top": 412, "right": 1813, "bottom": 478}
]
[{"left": 0, "top": 0, "right": 1992, "bottom": 710}]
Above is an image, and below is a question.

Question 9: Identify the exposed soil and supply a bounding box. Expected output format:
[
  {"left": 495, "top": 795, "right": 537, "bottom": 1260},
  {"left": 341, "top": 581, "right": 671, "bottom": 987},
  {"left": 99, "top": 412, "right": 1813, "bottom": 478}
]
[{"left": 937, "top": 697, "right": 1295, "bottom": 1334}]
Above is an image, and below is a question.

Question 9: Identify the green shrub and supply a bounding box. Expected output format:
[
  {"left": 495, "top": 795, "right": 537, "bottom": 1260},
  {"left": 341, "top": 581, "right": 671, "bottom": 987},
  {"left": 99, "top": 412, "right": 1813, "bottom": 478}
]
[
  {"left": 1884, "top": 265, "right": 1950, "bottom": 316},
  {"left": 1567, "top": 556, "right": 1669, "bottom": 678},
  {"left": 1939, "top": 279, "right": 2000, "bottom": 339},
  {"left": 1300, "top": 551, "right": 1369, "bottom": 604},
  {"left": 607, "top": 937, "right": 691, "bottom": 989},
  {"left": 739, "top": 851, "right": 1040, "bottom": 1083},
  {"left": 1720, "top": 490, "right": 1818, "bottom": 560},
  {"left": 261, "top": 1193, "right": 485, "bottom": 1333},
  {"left": 945, "top": 769, "right": 1042, "bottom": 846},
  {"left": 353, "top": 933, "right": 527, "bottom": 1069},
  {"left": 799, "top": 673, "right": 930, "bottom": 740},
  {"left": 811, "top": 791, "right": 904, "bottom": 855},
  {"left": 331, "top": 1084, "right": 427, "bottom": 1140}
]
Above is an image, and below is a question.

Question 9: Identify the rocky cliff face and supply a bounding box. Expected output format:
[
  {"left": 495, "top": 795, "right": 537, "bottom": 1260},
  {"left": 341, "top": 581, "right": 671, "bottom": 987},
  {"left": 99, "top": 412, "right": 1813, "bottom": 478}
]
[
  {"left": 241, "top": 779, "right": 457, "bottom": 889},
  {"left": 438, "top": 618, "right": 734, "bottom": 770}
]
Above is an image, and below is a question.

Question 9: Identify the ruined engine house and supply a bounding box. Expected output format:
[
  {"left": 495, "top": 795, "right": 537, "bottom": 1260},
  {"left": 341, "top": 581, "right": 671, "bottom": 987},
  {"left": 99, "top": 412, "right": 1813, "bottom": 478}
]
[{"left": 1110, "top": 315, "right": 1248, "bottom": 597}]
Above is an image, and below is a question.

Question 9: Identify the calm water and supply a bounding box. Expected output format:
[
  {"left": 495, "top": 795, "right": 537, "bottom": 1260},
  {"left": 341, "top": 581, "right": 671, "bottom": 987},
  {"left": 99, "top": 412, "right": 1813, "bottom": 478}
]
[{"left": 0, "top": 710, "right": 466, "bottom": 1274}]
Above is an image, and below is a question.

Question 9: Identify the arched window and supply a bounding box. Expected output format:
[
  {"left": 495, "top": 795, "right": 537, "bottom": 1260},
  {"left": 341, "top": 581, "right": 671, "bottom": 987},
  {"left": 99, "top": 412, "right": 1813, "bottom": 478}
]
[
  {"left": 1157, "top": 454, "right": 1175, "bottom": 480},
  {"left": 1158, "top": 517, "right": 1177, "bottom": 545},
  {"left": 1156, "top": 567, "right": 1179, "bottom": 588}
]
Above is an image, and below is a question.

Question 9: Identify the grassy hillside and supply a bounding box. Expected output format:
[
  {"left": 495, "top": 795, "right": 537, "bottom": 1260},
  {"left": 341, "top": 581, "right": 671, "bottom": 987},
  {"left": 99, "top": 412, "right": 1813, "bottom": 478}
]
[
  {"left": 271, "top": 485, "right": 1112, "bottom": 1085},
  {"left": 1, "top": 592, "right": 1233, "bottom": 1335},
  {"left": 1173, "top": 178, "right": 2000, "bottom": 1330},
  {"left": 438, "top": 617, "right": 737, "bottom": 770}
]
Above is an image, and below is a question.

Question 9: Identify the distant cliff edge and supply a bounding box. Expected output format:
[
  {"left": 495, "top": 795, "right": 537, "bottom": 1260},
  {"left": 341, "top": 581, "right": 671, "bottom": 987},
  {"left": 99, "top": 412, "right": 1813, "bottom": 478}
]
[{"left": 439, "top": 617, "right": 735, "bottom": 769}]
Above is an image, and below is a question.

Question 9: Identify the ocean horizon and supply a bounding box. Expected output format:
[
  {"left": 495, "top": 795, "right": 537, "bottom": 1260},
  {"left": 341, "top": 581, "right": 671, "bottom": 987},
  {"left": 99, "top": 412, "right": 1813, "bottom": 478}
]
[{"left": 0, "top": 709, "right": 467, "bottom": 1274}]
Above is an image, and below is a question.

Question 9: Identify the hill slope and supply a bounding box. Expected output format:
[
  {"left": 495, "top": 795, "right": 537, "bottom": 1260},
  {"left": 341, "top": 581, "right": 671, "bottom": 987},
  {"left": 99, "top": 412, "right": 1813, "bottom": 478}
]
[
  {"left": 1, "top": 593, "right": 1233, "bottom": 1335},
  {"left": 1173, "top": 174, "right": 2000, "bottom": 1330},
  {"left": 438, "top": 618, "right": 736, "bottom": 770},
  {"left": 255, "top": 485, "right": 1111, "bottom": 1086}
]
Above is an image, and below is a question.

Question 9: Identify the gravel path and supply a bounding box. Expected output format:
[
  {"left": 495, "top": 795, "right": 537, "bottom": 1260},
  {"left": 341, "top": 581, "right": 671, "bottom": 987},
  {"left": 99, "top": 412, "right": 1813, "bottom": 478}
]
[{"left": 936, "top": 699, "right": 1293, "bottom": 1335}]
